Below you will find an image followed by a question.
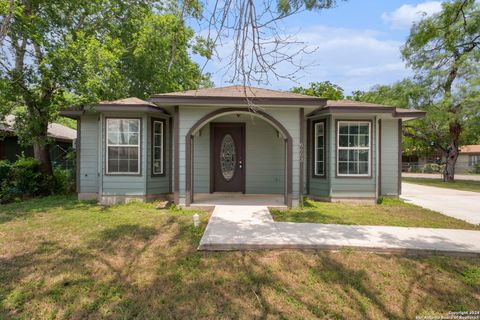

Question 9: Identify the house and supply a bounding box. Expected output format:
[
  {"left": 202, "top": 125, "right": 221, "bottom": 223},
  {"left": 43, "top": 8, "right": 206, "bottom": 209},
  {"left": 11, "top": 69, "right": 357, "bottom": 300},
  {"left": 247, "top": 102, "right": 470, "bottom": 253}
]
[
  {"left": 61, "top": 86, "right": 425, "bottom": 207},
  {"left": 456, "top": 145, "right": 480, "bottom": 173},
  {"left": 403, "top": 145, "right": 480, "bottom": 173},
  {"left": 0, "top": 115, "right": 77, "bottom": 166}
]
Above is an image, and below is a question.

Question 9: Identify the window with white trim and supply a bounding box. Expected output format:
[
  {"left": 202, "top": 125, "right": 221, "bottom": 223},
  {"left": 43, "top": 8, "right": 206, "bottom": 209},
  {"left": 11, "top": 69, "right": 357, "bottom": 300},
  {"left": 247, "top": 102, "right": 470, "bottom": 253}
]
[
  {"left": 106, "top": 118, "right": 140, "bottom": 174},
  {"left": 152, "top": 120, "right": 164, "bottom": 175},
  {"left": 337, "top": 121, "right": 370, "bottom": 176},
  {"left": 314, "top": 121, "right": 325, "bottom": 176}
]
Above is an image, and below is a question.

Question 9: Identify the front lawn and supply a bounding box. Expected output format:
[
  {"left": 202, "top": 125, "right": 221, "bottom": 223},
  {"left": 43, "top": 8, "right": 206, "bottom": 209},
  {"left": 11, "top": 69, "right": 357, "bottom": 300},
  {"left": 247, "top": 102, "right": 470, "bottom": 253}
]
[
  {"left": 403, "top": 177, "right": 480, "bottom": 193},
  {"left": 271, "top": 198, "right": 480, "bottom": 230},
  {"left": 1, "top": 196, "right": 479, "bottom": 319}
]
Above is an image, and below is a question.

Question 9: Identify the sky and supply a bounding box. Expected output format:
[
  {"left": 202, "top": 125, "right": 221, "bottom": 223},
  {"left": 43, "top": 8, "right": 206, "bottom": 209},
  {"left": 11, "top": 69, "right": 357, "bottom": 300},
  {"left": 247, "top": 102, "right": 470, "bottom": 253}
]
[{"left": 190, "top": 0, "right": 445, "bottom": 94}]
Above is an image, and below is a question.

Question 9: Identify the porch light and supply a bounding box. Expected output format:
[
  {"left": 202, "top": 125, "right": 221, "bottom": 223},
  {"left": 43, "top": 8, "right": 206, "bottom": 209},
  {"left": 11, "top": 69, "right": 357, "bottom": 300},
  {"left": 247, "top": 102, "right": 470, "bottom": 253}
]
[{"left": 193, "top": 213, "right": 200, "bottom": 227}]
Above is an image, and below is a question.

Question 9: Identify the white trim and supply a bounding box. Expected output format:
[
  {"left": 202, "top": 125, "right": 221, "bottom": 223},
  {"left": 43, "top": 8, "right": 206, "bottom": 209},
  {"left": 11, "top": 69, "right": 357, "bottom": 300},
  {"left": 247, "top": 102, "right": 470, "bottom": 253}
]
[
  {"left": 152, "top": 120, "right": 164, "bottom": 175},
  {"left": 314, "top": 122, "right": 325, "bottom": 176},
  {"left": 106, "top": 118, "right": 141, "bottom": 174},
  {"left": 337, "top": 121, "right": 371, "bottom": 177}
]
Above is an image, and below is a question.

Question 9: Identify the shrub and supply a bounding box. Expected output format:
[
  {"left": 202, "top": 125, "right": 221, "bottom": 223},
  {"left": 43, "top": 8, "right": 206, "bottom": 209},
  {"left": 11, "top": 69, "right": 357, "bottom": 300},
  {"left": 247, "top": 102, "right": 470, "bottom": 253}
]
[
  {"left": 0, "top": 160, "right": 12, "bottom": 182},
  {"left": 10, "top": 157, "right": 52, "bottom": 196},
  {"left": 473, "top": 162, "right": 480, "bottom": 174},
  {"left": 423, "top": 163, "right": 442, "bottom": 173},
  {"left": 53, "top": 168, "right": 75, "bottom": 194},
  {"left": 0, "top": 156, "right": 55, "bottom": 203}
]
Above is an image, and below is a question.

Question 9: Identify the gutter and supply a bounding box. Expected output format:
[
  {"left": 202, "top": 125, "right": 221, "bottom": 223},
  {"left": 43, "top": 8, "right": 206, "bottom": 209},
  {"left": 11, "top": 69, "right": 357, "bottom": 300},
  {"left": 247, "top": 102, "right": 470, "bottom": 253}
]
[{"left": 306, "top": 106, "right": 426, "bottom": 120}]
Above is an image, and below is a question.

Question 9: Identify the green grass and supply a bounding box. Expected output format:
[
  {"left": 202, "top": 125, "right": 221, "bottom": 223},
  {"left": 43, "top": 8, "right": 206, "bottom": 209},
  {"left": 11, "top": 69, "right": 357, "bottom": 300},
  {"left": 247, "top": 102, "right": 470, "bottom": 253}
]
[
  {"left": 271, "top": 198, "right": 480, "bottom": 230},
  {"left": 1, "top": 196, "right": 479, "bottom": 319},
  {"left": 403, "top": 177, "right": 480, "bottom": 193}
]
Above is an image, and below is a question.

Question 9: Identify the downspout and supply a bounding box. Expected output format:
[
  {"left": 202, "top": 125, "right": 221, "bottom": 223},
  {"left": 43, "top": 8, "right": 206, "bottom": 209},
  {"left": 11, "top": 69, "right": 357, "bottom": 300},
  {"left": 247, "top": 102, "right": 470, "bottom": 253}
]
[
  {"left": 173, "top": 106, "right": 180, "bottom": 204},
  {"left": 299, "top": 108, "right": 305, "bottom": 205},
  {"left": 76, "top": 116, "right": 81, "bottom": 195},
  {"left": 284, "top": 139, "right": 288, "bottom": 206},
  {"left": 98, "top": 113, "right": 103, "bottom": 202}
]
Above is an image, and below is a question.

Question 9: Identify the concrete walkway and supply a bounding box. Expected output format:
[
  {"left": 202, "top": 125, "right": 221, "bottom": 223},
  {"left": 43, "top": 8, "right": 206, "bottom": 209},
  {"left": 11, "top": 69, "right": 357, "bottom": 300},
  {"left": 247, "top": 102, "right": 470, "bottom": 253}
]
[
  {"left": 403, "top": 173, "right": 480, "bottom": 181},
  {"left": 402, "top": 183, "right": 480, "bottom": 224},
  {"left": 198, "top": 205, "right": 480, "bottom": 254}
]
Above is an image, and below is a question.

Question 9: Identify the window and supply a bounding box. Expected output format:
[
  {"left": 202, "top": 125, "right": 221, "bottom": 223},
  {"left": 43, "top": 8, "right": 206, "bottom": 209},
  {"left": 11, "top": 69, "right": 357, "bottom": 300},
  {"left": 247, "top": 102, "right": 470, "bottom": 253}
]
[
  {"left": 152, "top": 120, "right": 164, "bottom": 175},
  {"left": 337, "top": 121, "right": 371, "bottom": 176},
  {"left": 469, "top": 155, "right": 480, "bottom": 166},
  {"left": 313, "top": 121, "right": 325, "bottom": 176},
  {"left": 106, "top": 118, "right": 140, "bottom": 174}
]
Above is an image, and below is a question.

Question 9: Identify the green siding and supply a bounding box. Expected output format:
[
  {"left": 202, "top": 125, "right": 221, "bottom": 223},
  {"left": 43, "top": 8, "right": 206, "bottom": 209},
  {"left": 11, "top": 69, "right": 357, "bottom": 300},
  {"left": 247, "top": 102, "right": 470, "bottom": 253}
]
[
  {"left": 146, "top": 115, "right": 170, "bottom": 195},
  {"left": 309, "top": 117, "right": 330, "bottom": 197},
  {"left": 329, "top": 115, "right": 377, "bottom": 199},
  {"left": 192, "top": 123, "right": 210, "bottom": 193},
  {"left": 380, "top": 119, "right": 400, "bottom": 195},
  {"left": 100, "top": 113, "right": 147, "bottom": 196},
  {"left": 192, "top": 114, "right": 285, "bottom": 194},
  {"left": 79, "top": 115, "right": 99, "bottom": 193},
  {"left": 178, "top": 106, "right": 301, "bottom": 204}
]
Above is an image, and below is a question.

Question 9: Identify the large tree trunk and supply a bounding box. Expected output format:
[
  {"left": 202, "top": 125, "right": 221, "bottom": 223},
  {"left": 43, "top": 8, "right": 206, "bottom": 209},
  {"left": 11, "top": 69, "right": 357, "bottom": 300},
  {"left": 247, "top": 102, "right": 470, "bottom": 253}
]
[
  {"left": 443, "top": 149, "right": 458, "bottom": 182},
  {"left": 33, "top": 143, "right": 53, "bottom": 175},
  {"left": 443, "top": 121, "right": 461, "bottom": 182}
]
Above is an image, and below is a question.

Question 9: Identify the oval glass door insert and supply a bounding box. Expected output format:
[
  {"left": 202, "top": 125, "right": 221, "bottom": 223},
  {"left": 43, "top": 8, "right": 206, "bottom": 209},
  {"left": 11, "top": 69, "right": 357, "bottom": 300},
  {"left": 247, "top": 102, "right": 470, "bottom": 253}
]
[{"left": 220, "top": 134, "right": 236, "bottom": 181}]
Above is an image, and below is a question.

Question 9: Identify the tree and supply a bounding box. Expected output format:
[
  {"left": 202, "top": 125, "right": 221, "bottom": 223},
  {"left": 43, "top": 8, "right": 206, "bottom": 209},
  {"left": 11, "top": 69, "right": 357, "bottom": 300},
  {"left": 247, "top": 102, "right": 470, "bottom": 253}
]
[
  {"left": 348, "top": 80, "right": 439, "bottom": 158},
  {"left": 0, "top": 1, "right": 207, "bottom": 174},
  {"left": 401, "top": 0, "right": 480, "bottom": 181},
  {"left": 201, "top": 0, "right": 345, "bottom": 85},
  {"left": 0, "top": 0, "right": 344, "bottom": 175},
  {"left": 291, "top": 81, "right": 344, "bottom": 99},
  {"left": 121, "top": 14, "right": 210, "bottom": 98},
  {"left": 352, "top": 77, "right": 480, "bottom": 169}
]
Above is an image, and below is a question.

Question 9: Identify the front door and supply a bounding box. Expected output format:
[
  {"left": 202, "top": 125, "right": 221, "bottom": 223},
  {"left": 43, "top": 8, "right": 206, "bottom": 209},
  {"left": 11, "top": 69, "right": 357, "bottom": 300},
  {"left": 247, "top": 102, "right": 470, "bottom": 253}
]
[{"left": 211, "top": 123, "right": 245, "bottom": 193}]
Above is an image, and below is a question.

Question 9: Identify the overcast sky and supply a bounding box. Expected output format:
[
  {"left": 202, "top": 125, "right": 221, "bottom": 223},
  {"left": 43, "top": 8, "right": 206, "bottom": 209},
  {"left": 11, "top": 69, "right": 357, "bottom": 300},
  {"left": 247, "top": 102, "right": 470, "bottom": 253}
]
[{"left": 191, "top": 0, "right": 445, "bottom": 94}]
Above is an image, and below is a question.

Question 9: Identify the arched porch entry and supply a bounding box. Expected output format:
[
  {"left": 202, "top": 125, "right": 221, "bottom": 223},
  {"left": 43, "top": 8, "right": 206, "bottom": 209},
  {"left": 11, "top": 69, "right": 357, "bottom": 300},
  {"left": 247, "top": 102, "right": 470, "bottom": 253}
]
[{"left": 185, "top": 108, "right": 293, "bottom": 207}]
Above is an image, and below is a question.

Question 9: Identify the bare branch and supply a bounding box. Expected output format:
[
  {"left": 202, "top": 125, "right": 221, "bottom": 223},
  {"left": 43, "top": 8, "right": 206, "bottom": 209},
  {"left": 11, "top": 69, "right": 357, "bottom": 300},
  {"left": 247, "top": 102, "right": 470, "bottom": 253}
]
[{"left": 200, "top": 0, "right": 337, "bottom": 93}]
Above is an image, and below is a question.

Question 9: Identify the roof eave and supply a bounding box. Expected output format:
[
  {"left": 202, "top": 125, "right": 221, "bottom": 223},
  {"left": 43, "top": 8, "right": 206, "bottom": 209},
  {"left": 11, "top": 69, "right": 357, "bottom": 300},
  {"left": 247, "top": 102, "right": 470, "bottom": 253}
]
[
  {"left": 148, "top": 95, "right": 325, "bottom": 106},
  {"left": 306, "top": 106, "right": 426, "bottom": 120},
  {"left": 394, "top": 110, "right": 426, "bottom": 121},
  {"left": 59, "top": 104, "right": 171, "bottom": 117}
]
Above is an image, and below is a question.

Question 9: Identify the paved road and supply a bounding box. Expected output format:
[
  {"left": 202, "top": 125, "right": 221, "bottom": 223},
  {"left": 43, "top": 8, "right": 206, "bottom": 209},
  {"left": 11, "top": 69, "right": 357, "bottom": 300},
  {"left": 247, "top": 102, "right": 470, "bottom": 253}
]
[
  {"left": 198, "top": 204, "right": 480, "bottom": 254},
  {"left": 402, "top": 173, "right": 480, "bottom": 181},
  {"left": 401, "top": 183, "right": 480, "bottom": 225}
]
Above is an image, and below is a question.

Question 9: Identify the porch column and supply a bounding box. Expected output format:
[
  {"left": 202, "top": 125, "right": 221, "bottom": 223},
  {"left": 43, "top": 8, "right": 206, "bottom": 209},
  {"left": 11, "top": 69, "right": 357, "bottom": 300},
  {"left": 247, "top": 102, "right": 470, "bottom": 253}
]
[
  {"left": 173, "top": 106, "right": 180, "bottom": 204},
  {"left": 185, "top": 134, "right": 193, "bottom": 206},
  {"left": 299, "top": 108, "right": 305, "bottom": 204}
]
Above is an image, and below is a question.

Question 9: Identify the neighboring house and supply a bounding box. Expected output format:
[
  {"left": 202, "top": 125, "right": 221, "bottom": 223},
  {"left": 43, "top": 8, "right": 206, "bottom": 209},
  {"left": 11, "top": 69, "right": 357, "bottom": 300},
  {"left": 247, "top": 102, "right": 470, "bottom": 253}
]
[
  {"left": 0, "top": 115, "right": 77, "bottom": 166},
  {"left": 404, "top": 145, "right": 480, "bottom": 173},
  {"left": 61, "top": 86, "right": 425, "bottom": 207},
  {"left": 457, "top": 145, "right": 480, "bottom": 172}
]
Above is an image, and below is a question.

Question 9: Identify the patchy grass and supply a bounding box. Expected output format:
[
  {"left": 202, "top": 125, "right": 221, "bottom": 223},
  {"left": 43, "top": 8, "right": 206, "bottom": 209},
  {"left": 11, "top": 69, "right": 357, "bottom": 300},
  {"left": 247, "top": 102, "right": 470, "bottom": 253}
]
[
  {"left": 403, "top": 177, "right": 480, "bottom": 193},
  {"left": 1, "top": 196, "right": 479, "bottom": 319},
  {"left": 271, "top": 198, "right": 480, "bottom": 230}
]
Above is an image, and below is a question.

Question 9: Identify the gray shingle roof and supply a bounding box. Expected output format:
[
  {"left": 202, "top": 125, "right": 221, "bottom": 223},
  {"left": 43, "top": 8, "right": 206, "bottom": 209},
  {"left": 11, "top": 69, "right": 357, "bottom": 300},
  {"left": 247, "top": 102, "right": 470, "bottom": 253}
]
[
  {"left": 0, "top": 115, "right": 76, "bottom": 141},
  {"left": 152, "top": 85, "right": 320, "bottom": 99},
  {"left": 99, "top": 97, "right": 157, "bottom": 107}
]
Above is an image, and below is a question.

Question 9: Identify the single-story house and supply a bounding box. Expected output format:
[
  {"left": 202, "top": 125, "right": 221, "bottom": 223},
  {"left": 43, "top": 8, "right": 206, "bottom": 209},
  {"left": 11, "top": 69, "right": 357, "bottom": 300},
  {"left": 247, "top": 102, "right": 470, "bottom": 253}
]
[
  {"left": 456, "top": 145, "right": 480, "bottom": 172},
  {"left": 0, "top": 115, "right": 77, "bottom": 165},
  {"left": 61, "top": 86, "right": 425, "bottom": 207},
  {"left": 403, "top": 144, "right": 480, "bottom": 173}
]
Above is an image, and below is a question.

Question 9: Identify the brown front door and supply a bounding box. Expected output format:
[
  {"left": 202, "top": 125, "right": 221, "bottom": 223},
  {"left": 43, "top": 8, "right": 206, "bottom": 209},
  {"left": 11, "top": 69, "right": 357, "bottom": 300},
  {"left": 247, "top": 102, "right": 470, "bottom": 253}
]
[{"left": 211, "top": 123, "right": 245, "bottom": 193}]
